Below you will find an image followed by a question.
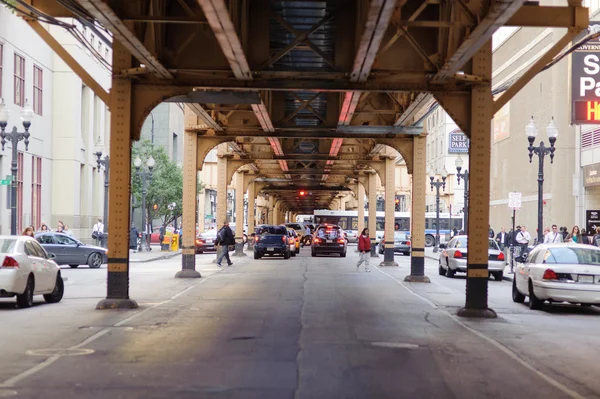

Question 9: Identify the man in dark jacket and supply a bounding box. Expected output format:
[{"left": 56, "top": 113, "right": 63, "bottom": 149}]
[
  {"left": 129, "top": 223, "right": 140, "bottom": 252},
  {"left": 216, "top": 222, "right": 235, "bottom": 266}
]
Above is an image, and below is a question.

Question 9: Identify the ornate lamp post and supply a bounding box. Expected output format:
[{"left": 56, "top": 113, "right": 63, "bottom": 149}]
[
  {"left": 95, "top": 151, "right": 110, "bottom": 247},
  {"left": 429, "top": 167, "right": 447, "bottom": 253},
  {"left": 455, "top": 155, "right": 469, "bottom": 235},
  {"left": 526, "top": 116, "right": 558, "bottom": 245},
  {"left": 134, "top": 156, "right": 155, "bottom": 252},
  {"left": 0, "top": 99, "right": 33, "bottom": 235}
]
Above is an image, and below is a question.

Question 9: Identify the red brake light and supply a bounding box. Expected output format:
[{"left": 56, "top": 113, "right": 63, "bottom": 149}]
[
  {"left": 282, "top": 236, "right": 287, "bottom": 243},
  {"left": 337, "top": 238, "right": 345, "bottom": 244},
  {"left": 254, "top": 236, "right": 260, "bottom": 242},
  {"left": 290, "top": 238, "right": 295, "bottom": 244},
  {"left": 313, "top": 238, "right": 321, "bottom": 244},
  {"left": 453, "top": 250, "right": 463, "bottom": 258},
  {"left": 407, "top": 241, "right": 411, "bottom": 246},
  {"left": 542, "top": 269, "right": 558, "bottom": 281},
  {"left": 2, "top": 256, "right": 19, "bottom": 268},
  {"left": 498, "top": 252, "right": 505, "bottom": 261}
]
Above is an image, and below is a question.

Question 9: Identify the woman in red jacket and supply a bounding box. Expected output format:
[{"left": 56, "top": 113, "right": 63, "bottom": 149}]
[{"left": 357, "top": 228, "right": 371, "bottom": 272}]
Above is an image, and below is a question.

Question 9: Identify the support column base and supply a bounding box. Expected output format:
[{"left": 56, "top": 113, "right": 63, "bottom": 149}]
[
  {"left": 456, "top": 307, "right": 497, "bottom": 318},
  {"left": 403, "top": 275, "right": 431, "bottom": 283},
  {"left": 232, "top": 243, "right": 247, "bottom": 257},
  {"left": 379, "top": 260, "right": 398, "bottom": 267},
  {"left": 175, "top": 269, "right": 202, "bottom": 278},
  {"left": 96, "top": 298, "right": 139, "bottom": 310}
]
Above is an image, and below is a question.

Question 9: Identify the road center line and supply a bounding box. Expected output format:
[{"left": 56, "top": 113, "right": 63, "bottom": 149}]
[
  {"left": 373, "top": 265, "right": 586, "bottom": 399},
  {"left": 0, "top": 273, "right": 216, "bottom": 388}
]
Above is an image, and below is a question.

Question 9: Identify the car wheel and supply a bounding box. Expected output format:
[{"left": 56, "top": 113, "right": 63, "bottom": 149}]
[
  {"left": 254, "top": 252, "right": 260, "bottom": 260},
  {"left": 445, "top": 264, "right": 455, "bottom": 278},
  {"left": 438, "top": 262, "right": 445, "bottom": 276},
  {"left": 296, "top": 247, "right": 300, "bottom": 254},
  {"left": 512, "top": 279, "right": 525, "bottom": 303},
  {"left": 528, "top": 280, "right": 544, "bottom": 310},
  {"left": 43, "top": 274, "right": 64, "bottom": 304},
  {"left": 311, "top": 250, "right": 316, "bottom": 257},
  {"left": 16, "top": 276, "right": 34, "bottom": 308},
  {"left": 197, "top": 250, "right": 203, "bottom": 254},
  {"left": 284, "top": 251, "right": 290, "bottom": 260},
  {"left": 493, "top": 272, "right": 503, "bottom": 281},
  {"left": 69, "top": 265, "right": 79, "bottom": 269},
  {"left": 425, "top": 235, "right": 435, "bottom": 247},
  {"left": 403, "top": 252, "right": 410, "bottom": 256},
  {"left": 581, "top": 303, "right": 593, "bottom": 307},
  {"left": 87, "top": 252, "right": 103, "bottom": 269},
  {"left": 341, "top": 251, "right": 346, "bottom": 258},
  {"left": 291, "top": 250, "right": 296, "bottom": 257}
]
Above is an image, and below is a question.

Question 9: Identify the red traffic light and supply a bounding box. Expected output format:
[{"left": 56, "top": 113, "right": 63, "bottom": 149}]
[
  {"left": 153, "top": 204, "right": 158, "bottom": 210},
  {"left": 299, "top": 190, "right": 306, "bottom": 196}
]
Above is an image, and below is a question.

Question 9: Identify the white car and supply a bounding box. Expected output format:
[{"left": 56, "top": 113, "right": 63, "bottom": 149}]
[
  {"left": 438, "top": 235, "right": 506, "bottom": 281},
  {"left": 0, "top": 236, "right": 64, "bottom": 308},
  {"left": 513, "top": 243, "right": 600, "bottom": 310}
]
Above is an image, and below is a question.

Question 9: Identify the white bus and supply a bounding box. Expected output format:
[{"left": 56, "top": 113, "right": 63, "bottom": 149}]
[{"left": 313, "top": 209, "right": 463, "bottom": 247}]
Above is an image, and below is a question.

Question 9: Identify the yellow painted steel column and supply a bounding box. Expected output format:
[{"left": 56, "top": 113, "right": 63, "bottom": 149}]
[
  {"left": 380, "top": 157, "right": 398, "bottom": 266},
  {"left": 404, "top": 135, "right": 430, "bottom": 282},
  {"left": 214, "top": 153, "right": 228, "bottom": 263},
  {"left": 176, "top": 131, "right": 201, "bottom": 278},
  {"left": 368, "top": 172, "right": 378, "bottom": 257},
  {"left": 357, "top": 182, "right": 365, "bottom": 234},
  {"left": 457, "top": 40, "right": 496, "bottom": 318},
  {"left": 233, "top": 172, "right": 247, "bottom": 256},
  {"left": 268, "top": 197, "right": 274, "bottom": 224},
  {"left": 96, "top": 39, "right": 137, "bottom": 309},
  {"left": 247, "top": 182, "right": 256, "bottom": 235}
]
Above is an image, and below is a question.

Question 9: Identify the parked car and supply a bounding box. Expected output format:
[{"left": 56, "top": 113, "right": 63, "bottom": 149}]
[
  {"left": 438, "top": 235, "right": 505, "bottom": 280},
  {"left": 312, "top": 224, "right": 347, "bottom": 257},
  {"left": 286, "top": 228, "right": 300, "bottom": 256},
  {"left": 35, "top": 232, "right": 108, "bottom": 269},
  {"left": 512, "top": 243, "right": 600, "bottom": 310},
  {"left": 253, "top": 225, "right": 291, "bottom": 260},
  {"left": 196, "top": 230, "right": 217, "bottom": 254},
  {"left": 379, "top": 231, "right": 411, "bottom": 255},
  {"left": 0, "top": 236, "right": 64, "bottom": 308},
  {"left": 345, "top": 230, "right": 358, "bottom": 243}
]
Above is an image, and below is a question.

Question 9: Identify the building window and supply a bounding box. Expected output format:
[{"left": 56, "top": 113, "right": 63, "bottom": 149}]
[
  {"left": 14, "top": 54, "right": 25, "bottom": 107},
  {"left": 33, "top": 65, "right": 42, "bottom": 115},
  {"left": 17, "top": 152, "right": 23, "bottom": 232},
  {"left": 31, "top": 156, "right": 41, "bottom": 229},
  {"left": 172, "top": 132, "right": 178, "bottom": 162}
]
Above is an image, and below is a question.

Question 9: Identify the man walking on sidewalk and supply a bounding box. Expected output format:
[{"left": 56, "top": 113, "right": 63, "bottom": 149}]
[
  {"left": 356, "top": 228, "right": 371, "bottom": 272},
  {"left": 216, "top": 222, "right": 235, "bottom": 267}
]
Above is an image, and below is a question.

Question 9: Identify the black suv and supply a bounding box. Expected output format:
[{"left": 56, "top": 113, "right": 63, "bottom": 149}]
[
  {"left": 253, "top": 225, "right": 291, "bottom": 260},
  {"left": 311, "top": 224, "right": 347, "bottom": 257}
]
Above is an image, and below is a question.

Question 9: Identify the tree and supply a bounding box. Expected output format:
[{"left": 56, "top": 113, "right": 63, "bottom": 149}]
[{"left": 131, "top": 140, "right": 183, "bottom": 230}]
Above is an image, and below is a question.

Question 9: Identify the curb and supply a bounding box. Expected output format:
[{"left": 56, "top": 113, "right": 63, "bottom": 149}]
[{"left": 130, "top": 251, "right": 182, "bottom": 263}]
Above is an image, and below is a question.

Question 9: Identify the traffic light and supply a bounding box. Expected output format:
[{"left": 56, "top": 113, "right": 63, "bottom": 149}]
[
  {"left": 395, "top": 198, "right": 400, "bottom": 211},
  {"left": 299, "top": 190, "right": 306, "bottom": 197},
  {"left": 153, "top": 204, "right": 158, "bottom": 210}
]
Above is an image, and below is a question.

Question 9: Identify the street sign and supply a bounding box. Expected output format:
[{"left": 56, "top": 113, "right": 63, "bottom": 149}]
[
  {"left": 508, "top": 192, "right": 522, "bottom": 210},
  {"left": 0, "top": 180, "right": 10, "bottom": 185}
]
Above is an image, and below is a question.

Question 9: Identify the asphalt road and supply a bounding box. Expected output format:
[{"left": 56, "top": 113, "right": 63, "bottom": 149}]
[{"left": 1, "top": 248, "right": 599, "bottom": 398}]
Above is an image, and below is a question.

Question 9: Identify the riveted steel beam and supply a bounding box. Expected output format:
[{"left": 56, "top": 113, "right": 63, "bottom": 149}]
[{"left": 77, "top": 0, "right": 173, "bottom": 79}]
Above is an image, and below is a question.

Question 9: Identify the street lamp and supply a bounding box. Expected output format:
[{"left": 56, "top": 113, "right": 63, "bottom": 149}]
[
  {"left": 134, "top": 155, "right": 155, "bottom": 251},
  {"left": 0, "top": 99, "right": 32, "bottom": 235},
  {"left": 429, "top": 166, "right": 447, "bottom": 253},
  {"left": 95, "top": 151, "right": 110, "bottom": 247},
  {"left": 526, "top": 116, "right": 558, "bottom": 245},
  {"left": 455, "top": 155, "right": 469, "bottom": 235}
]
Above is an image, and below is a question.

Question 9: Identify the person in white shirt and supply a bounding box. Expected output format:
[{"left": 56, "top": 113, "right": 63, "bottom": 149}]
[
  {"left": 515, "top": 225, "right": 531, "bottom": 255},
  {"left": 544, "top": 224, "right": 563, "bottom": 243},
  {"left": 92, "top": 218, "right": 104, "bottom": 244}
]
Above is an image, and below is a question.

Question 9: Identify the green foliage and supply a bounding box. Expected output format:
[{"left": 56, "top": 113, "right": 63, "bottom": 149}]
[{"left": 131, "top": 140, "right": 183, "bottom": 227}]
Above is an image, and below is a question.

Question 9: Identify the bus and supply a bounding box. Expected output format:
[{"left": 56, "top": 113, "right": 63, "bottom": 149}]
[{"left": 313, "top": 209, "right": 463, "bottom": 247}]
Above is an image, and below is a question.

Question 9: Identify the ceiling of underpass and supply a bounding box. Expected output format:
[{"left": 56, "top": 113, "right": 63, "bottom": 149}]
[{"left": 24, "top": 0, "right": 586, "bottom": 212}]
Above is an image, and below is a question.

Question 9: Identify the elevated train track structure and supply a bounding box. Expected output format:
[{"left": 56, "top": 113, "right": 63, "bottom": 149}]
[{"left": 16, "top": 0, "right": 589, "bottom": 317}]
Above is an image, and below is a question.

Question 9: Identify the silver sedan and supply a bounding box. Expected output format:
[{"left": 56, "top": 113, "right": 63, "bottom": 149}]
[{"left": 438, "top": 235, "right": 506, "bottom": 281}]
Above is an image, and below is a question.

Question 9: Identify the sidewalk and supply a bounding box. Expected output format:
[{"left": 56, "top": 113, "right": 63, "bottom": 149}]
[
  {"left": 424, "top": 247, "right": 515, "bottom": 282},
  {"left": 129, "top": 244, "right": 181, "bottom": 263}
]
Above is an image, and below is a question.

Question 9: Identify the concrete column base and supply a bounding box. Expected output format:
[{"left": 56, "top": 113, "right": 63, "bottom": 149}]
[
  {"left": 403, "top": 275, "right": 431, "bottom": 283},
  {"left": 379, "top": 260, "right": 398, "bottom": 267},
  {"left": 175, "top": 269, "right": 202, "bottom": 278},
  {"left": 96, "top": 298, "right": 139, "bottom": 310},
  {"left": 456, "top": 307, "right": 498, "bottom": 318},
  {"left": 232, "top": 242, "right": 247, "bottom": 256}
]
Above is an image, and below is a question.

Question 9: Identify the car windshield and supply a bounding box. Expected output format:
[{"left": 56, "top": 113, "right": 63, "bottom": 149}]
[
  {"left": 260, "top": 226, "right": 287, "bottom": 235},
  {"left": 316, "top": 227, "right": 341, "bottom": 239},
  {"left": 200, "top": 231, "right": 216, "bottom": 238},
  {"left": 394, "top": 232, "right": 409, "bottom": 240},
  {"left": 453, "top": 237, "right": 498, "bottom": 250},
  {"left": 544, "top": 247, "right": 600, "bottom": 265},
  {"left": 0, "top": 238, "right": 16, "bottom": 253}
]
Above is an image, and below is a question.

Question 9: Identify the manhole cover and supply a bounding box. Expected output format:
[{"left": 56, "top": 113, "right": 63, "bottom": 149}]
[
  {"left": 26, "top": 348, "right": 95, "bottom": 357},
  {"left": 371, "top": 342, "right": 420, "bottom": 349},
  {"left": 0, "top": 389, "right": 17, "bottom": 397}
]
